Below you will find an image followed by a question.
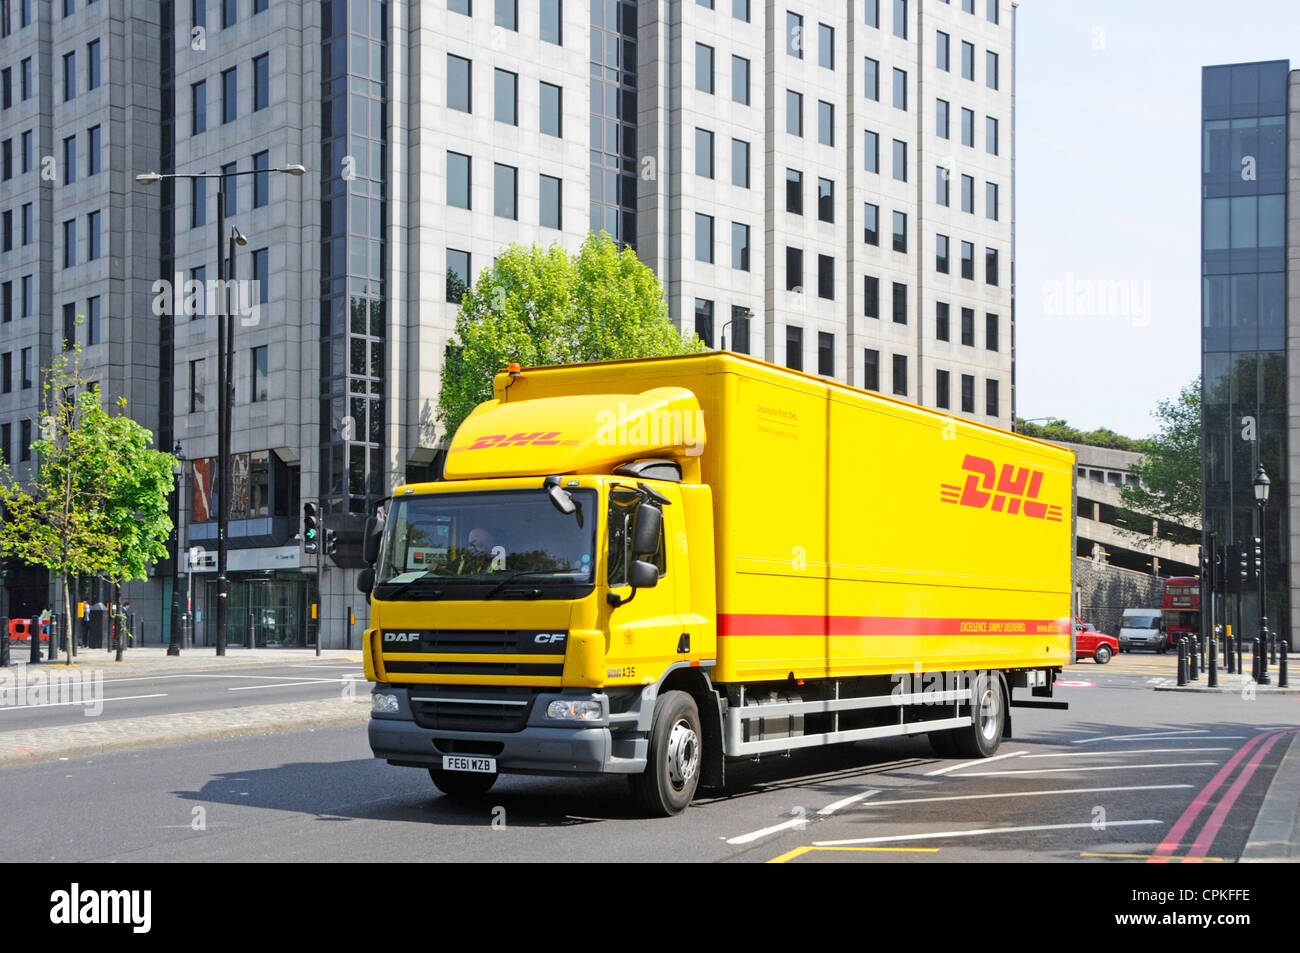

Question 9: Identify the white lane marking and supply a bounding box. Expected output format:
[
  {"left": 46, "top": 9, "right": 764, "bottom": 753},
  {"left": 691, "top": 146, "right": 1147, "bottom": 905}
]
[
  {"left": 814, "top": 819, "right": 1163, "bottom": 847},
  {"left": 1020, "top": 748, "right": 1231, "bottom": 759},
  {"left": 0, "top": 693, "right": 168, "bottom": 711},
  {"left": 837, "top": 784, "right": 1193, "bottom": 809},
  {"left": 925, "top": 750, "right": 1026, "bottom": 776},
  {"left": 817, "top": 789, "right": 880, "bottom": 816},
  {"left": 226, "top": 679, "right": 342, "bottom": 691},
  {"left": 98, "top": 673, "right": 353, "bottom": 686},
  {"left": 1071, "top": 729, "right": 1221, "bottom": 745},
  {"left": 956, "top": 761, "right": 1218, "bottom": 777},
  {"left": 726, "top": 816, "right": 808, "bottom": 846}
]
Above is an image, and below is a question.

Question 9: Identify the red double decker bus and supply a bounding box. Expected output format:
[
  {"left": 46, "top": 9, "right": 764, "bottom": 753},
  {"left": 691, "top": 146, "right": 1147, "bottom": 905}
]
[{"left": 1162, "top": 576, "right": 1201, "bottom": 646}]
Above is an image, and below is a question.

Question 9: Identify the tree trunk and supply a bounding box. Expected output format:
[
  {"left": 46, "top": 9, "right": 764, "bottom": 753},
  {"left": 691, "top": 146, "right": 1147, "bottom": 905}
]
[
  {"left": 113, "top": 581, "right": 124, "bottom": 662},
  {"left": 61, "top": 573, "right": 73, "bottom": 666}
]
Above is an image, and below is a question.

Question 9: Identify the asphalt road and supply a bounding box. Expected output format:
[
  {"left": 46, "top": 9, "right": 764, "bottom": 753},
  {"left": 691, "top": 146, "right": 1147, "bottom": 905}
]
[
  {"left": 1, "top": 653, "right": 1295, "bottom": 863},
  {"left": 0, "top": 663, "right": 366, "bottom": 730}
]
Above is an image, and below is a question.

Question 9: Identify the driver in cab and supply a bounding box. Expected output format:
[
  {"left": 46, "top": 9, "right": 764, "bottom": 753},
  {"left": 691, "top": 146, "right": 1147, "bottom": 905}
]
[{"left": 450, "top": 526, "right": 504, "bottom": 575}]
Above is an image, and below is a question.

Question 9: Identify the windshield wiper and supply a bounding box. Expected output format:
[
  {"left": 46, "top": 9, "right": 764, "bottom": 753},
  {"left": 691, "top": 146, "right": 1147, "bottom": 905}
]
[
  {"left": 377, "top": 571, "right": 447, "bottom": 599},
  {"left": 482, "top": 571, "right": 566, "bottom": 599}
]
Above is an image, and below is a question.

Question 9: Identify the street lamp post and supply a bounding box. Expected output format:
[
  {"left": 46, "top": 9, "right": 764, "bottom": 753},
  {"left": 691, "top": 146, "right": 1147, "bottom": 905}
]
[
  {"left": 1254, "top": 464, "right": 1271, "bottom": 685},
  {"left": 136, "top": 163, "right": 305, "bottom": 656},
  {"left": 168, "top": 441, "right": 186, "bottom": 656}
]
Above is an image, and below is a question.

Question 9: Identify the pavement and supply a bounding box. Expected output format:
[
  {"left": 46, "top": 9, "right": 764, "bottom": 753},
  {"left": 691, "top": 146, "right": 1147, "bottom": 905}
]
[
  {"left": 1242, "top": 732, "right": 1300, "bottom": 861},
  {"left": 0, "top": 643, "right": 370, "bottom": 767}
]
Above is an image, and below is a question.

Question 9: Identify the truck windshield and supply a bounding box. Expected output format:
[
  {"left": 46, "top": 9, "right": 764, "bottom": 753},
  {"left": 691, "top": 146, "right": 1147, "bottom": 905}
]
[{"left": 375, "top": 488, "right": 598, "bottom": 599}]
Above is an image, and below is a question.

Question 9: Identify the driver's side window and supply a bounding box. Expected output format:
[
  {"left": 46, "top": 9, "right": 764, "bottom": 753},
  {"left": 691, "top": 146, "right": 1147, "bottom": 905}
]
[{"left": 607, "top": 493, "right": 667, "bottom": 586}]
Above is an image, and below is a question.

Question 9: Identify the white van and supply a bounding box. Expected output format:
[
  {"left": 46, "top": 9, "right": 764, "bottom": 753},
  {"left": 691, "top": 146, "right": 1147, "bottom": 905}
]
[{"left": 1119, "top": 608, "right": 1166, "bottom": 653}]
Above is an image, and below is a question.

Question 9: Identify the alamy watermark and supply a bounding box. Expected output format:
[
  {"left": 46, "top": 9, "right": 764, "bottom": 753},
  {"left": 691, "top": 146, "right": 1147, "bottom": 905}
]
[
  {"left": 150, "top": 274, "right": 262, "bottom": 327},
  {"left": 0, "top": 662, "right": 104, "bottom": 716},
  {"left": 594, "top": 402, "right": 705, "bottom": 457},
  {"left": 1042, "top": 272, "right": 1152, "bottom": 327}
]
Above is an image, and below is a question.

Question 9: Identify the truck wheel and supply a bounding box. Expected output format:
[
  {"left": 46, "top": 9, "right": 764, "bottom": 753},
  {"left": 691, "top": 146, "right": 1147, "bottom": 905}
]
[
  {"left": 951, "top": 672, "right": 1004, "bottom": 759},
  {"left": 1094, "top": 644, "right": 1112, "bottom": 665},
  {"left": 428, "top": 767, "right": 498, "bottom": 797},
  {"left": 629, "top": 690, "right": 701, "bottom": 817}
]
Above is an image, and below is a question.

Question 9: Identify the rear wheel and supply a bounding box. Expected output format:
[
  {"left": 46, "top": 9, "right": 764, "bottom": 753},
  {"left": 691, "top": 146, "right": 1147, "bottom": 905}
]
[
  {"left": 951, "top": 672, "right": 1004, "bottom": 759},
  {"left": 428, "top": 767, "right": 498, "bottom": 797},
  {"left": 629, "top": 690, "right": 701, "bottom": 817},
  {"left": 1094, "top": 644, "right": 1112, "bottom": 665}
]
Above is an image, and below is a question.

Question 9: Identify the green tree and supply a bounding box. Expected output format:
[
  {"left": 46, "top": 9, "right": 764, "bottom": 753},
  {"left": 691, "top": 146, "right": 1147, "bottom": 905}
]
[
  {"left": 437, "top": 232, "right": 709, "bottom": 438},
  {"left": 1015, "top": 417, "right": 1147, "bottom": 452},
  {"left": 0, "top": 350, "right": 175, "bottom": 664},
  {"left": 1119, "top": 378, "right": 1202, "bottom": 526}
]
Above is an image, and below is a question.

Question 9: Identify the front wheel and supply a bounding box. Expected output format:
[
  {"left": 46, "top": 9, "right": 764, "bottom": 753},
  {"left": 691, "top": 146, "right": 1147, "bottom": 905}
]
[
  {"left": 629, "top": 690, "right": 701, "bottom": 817},
  {"left": 951, "top": 672, "right": 1005, "bottom": 759},
  {"left": 428, "top": 767, "right": 498, "bottom": 797},
  {"left": 1094, "top": 644, "right": 1112, "bottom": 665}
]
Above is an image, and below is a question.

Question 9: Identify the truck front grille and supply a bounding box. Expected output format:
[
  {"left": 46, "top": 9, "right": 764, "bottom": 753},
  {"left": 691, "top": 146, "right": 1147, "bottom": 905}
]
[
  {"left": 408, "top": 687, "right": 542, "bottom": 733},
  {"left": 380, "top": 629, "right": 567, "bottom": 683}
]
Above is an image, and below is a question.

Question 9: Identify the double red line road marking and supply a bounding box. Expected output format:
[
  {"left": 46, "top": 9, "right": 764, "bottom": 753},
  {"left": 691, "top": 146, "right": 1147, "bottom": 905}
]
[{"left": 1148, "top": 728, "right": 1296, "bottom": 863}]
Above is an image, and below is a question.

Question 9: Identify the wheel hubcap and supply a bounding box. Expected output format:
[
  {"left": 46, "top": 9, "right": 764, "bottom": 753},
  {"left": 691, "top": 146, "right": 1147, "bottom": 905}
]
[
  {"left": 978, "top": 685, "right": 1000, "bottom": 742},
  {"left": 666, "top": 719, "right": 699, "bottom": 790}
]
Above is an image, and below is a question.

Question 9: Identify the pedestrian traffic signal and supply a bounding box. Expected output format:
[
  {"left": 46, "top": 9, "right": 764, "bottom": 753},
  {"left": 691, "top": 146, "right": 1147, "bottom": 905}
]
[
  {"left": 1253, "top": 536, "right": 1263, "bottom": 576},
  {"left": 324, "top": 528, "right": 338, "bottom": 557},
  {"left": 303, "top": 502, "right": 319, "bottom": 543}
]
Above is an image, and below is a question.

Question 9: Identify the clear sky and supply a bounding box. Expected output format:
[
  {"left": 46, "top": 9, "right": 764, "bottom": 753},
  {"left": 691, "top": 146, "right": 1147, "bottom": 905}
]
[{"left": 1015, "top": 0, "right": 1299, "bottom": 438}]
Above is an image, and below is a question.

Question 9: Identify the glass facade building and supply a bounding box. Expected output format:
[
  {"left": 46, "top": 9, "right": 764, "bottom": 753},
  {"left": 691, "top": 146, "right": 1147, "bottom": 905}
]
[{"left": 1201, "top": 61, "right": 1291, "bottom": 641}]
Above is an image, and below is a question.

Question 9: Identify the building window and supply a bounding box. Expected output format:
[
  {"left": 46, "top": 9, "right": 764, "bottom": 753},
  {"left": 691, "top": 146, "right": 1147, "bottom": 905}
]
[
  {"left": 786, "top": 246, "right": 803, "bottom": 292},
  {"left": 864, "top": 57, "right": 879, "bottom": 100},
  {"left": 732, "top": 139, "right": 750, "bottom": 188},
  {"left": 495, "top": 0, "right": 517, "bottom": 30},
  {"left": 222, "top": 67, "right": 237, "bottom": 123},
  {"left": 864, "top": 130, "right": 879, "bottom": 173},
  {"left": 21, "top": 202, "right": 31, "bottom": 244},
  {"left": 986, "top": 116, "right": 999, "bottom": 155},
  {"left": 447, "top": 152, "right": 471, "bottom": 209},
  {"left": 787, "top": 90, "right": 803, "bottom": 136},
  {"left": 446, "top": 248, "right": 471, "bottom": 303},
  {"left": 985, "top": 379, "right": 999, "bottom": 417},
  {"left": 892, "top": 353, "right": 907, "bottom": 396},
  {"left": 986, "top": 50, "right": 999, "bottom": 90},
  {"left": 892, "top": 210, "right": 907, "bottom": 253},
  {"left": 892, "top": 282, "right": 907, "bottom": 324},
  {"left": 541, "top": 0, "right": 562, "bottom": 44},
  {"left": 892, "top": 0, "right": 907, "bottom": 39},
  {"left": 88, "top": 125, "right": 101, "bottom": 175},
  {"left": 732, "top": 222, "right": 750, "bottom": 271},
  {"left": 540, "top": 174, "right": 562, "bottom": 229},
  {"left": 987, "top": 0, "right": 998, "bottom": 23},
  {"left": 787, "top": 11, "right": 803, "bottom": 58},
  {"left": 818, "top": 101, "right": 834, "bottom": 145},
  {"left": 190, "top": 358, "right": 206, "bottom": 412},
  {"left": 732, "top": 55, "right": 749, "bottom": 105},
  {"left": 221, "top": 0, "right": 236, "bottom": 28},
  {"left": 63, "top": 51, "right": 75, "bottom": 102},
  {"left": 863, "top": 348, "right": 879, "bottom": 390},
  {"left": 936, "top": 233, "right": 949, "bottom": 273},
  {"left": 961, "top": 41, "right": 974, "bottom": 80},
  {"left": 21, "top": 276, "right": 32, "bottom": 316},
  {"left": 893, "top": 68, "right": 907, "bottom": 111},
  {"left": 695, "top": 128, "right": 715, "bottom": 178},
  {"left": 936, "top": 165, "right": 950, "bottom": 206},
  {"left": 192, "top": 81, "right": 207, "bottom": 135},
  {"left": 863, "top": 275, "right": 879, "bottom": 318},
  {"left": 63, "top": 302, "right": 76, "bottom": 349},
  {"left": 21, "top": 348, "right": 32, "bottom": 388},
  {"left": 21, "top": 130, "right": 32, "bottom": 173},
  {"left": 818, "top": 178, "right": 834, "bottom": 223},
  {"left": 494, "top": 163, "right": 518, "bottom": 219},
  {"left": 863, "top": 202, "right": 879, "bottom": 245},
  {"left": 63, "top": 218, "right": 76, "bottom": 268},
  {"left": 87, "top": 295, "right": 100, "bottom": 345},
  {"left": 449, "top": 0, "right": 469, "bottom": 14},
  {"left": 193, "top": 0, "right": 206, "bottom": 28},
  {"left": 696, "top": 44, "right": 714, "bottom": 93},
  {"left": 2, "top": 211, "right": 10, "bottom": 251},
  {"left": 961, "top": 307, "right": 974, "bottom": 346},
  {"left": 961, "top": 174, "right": 974, "bottom": 213},
  {"left": 695, "top": 213, "right": 714, "bottom": 263},
  {"left": 960, "top": 241, "right": 974, "bottom": 279},
  {"left": 87, "top": 210, "right": 100, "bottom": 260},
  {"left": 0, "top": 282, "right": 9, "bottom": 323},
  {"left": 985, "top": 313, "right": 999, "bottom": 351},
  {"left": 892, "top": 139, "right": 907, "bottom": 182},
  {"left": 936, "top": 301, "right": 950, "bottom": 340},
  {"left": 251, "top": 346, "right": 269, "bottom": 402},
  {"left": 251, "top": 248, "right": 269, "bottom": 303},
  {"left": 818, "top": 23, "right": 834, "bottom": 69},
  {"left": 937, "top": 30, "right": 950, "bottom": 70},
  {"left": 255, "top": 0, "right": 267, "bottom": 13},
  {"left": 818, "top": 332, "right": 834, "bottom": 376},
  {"left": 447, "top": 55, "right": 471, "bottom": 113},
  {"left": 20, "top": 58, "right": 31, "bottom": 100},
  {"left": 865, "top": 0, "right": 878, "bottom": 27},
  {"left": 818, "top": 255, "right": 834, "bottom": 300},
  {"left": 252, "top": 151, "right": 269, "bottom": 206},
  {"left": 733, "top": 0, "right": 749, "bottom": 22},
  {"left": 786, "top": 325, "right": 803, "bottom": 370},
  {"left": 694, "top": 299, "right": 714, "bottom": 348},
  {"left": 1, "top": 69, "right": 9, "bottom": 109},
  {"left": 937, "top": 98, "right": 950, "bottom": 139},
  {"left": 88, "top": 39, "right": 101, "bottom": 89},
  {"left": 495, "top": 68, "right": 518, "bottom": 125},
  {"left": 786, "top": 168, "right": 803, "bottom": 215},
  {"left": 986, "top": 181, "right": 999, "bottom": 220},
  {"left": 540, "top": 81, "right": 561, "bottom": 136},
  {"left": 20, "top": 419, "right": 31, "bottom": 461},
  {"left": 63, "top": 135, "right": 77, "bottom": 184},
  {"left": 936, "top": 369, "right": 950, "bottom": 409},
  {"left": 985, "top": 247, "right": 999, "bottom": 285},
  {"left": 221, "top": 161, "right": 238, "bottom": 214}
]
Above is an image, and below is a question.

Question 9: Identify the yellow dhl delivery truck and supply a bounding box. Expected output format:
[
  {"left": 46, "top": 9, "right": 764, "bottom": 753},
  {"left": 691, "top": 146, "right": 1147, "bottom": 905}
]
[{"left": 359, "top": 352, "right": 1074, "bottom": 815}]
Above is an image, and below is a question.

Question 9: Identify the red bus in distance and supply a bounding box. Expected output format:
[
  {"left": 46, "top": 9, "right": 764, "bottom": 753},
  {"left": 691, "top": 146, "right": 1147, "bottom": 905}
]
[{"left": 1162, "top": 576, "right": 1200, "bottom": 646}]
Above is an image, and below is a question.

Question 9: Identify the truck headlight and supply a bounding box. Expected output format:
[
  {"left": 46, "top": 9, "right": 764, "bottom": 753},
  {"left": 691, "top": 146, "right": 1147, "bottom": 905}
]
[
  {"left": 372, "top": 693, "right": 399, "bottom": 713},
  {"left": 546, "top": 699, "right": 603, "bottom": 722}
]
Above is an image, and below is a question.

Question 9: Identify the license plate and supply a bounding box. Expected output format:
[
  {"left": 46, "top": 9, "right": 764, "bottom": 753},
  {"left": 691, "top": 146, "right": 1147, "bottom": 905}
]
[{"left": 443, "top": 755, "right": 496, "bottom": 774}]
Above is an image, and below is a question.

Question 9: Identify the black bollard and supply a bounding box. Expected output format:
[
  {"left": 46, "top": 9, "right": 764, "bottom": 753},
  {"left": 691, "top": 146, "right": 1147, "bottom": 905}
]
[
  {"left": 1252, "top": 640, "right": 1261, "bottom": 684},
  {"left": 1208, "top": 638, "right": 1218, "bottom": 688},
  {"left": 1177, "top": 639, "right": 1188, "bottom": 686},
  {"left": 28, "top": 619, "right": 41, "bottom": 664},
  {"left": 1237, "top": 635, "right": 1244, "bottom": 676},
  {"left": 1189, "top": 639, "right": 1199, "bottom": 681},
  {"left": 1280, "top": 642, "right": 1289, "bottom": 689},
  {"left": 1226, "top": 635, "right": 1235, "bottom": 675},
  {"left": 0, "top": 617, "right": 8, "bottom": 667}
]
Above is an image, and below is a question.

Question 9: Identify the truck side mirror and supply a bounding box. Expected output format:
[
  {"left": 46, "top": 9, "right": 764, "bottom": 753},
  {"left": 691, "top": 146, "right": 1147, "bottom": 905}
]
[
  {"left": 632, "top": 504, "right": 662, "bottom": 558},
  {"left": 362, "top": 516, "right": 384, "bottom": 565},
  {"left": 629, "top": 559, "right": 659, "bottom": 590},
  {"left": 357, "top": 567, "right": 375, "bottom": 594}
]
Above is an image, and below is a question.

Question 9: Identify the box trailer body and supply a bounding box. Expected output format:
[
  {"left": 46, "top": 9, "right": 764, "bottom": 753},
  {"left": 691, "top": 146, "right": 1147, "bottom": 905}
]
[{"left": 362, "top": 353, "right": 1074, "bottom": 814}]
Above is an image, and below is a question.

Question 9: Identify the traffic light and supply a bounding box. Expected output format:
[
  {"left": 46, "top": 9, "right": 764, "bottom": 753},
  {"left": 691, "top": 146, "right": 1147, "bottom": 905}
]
[
  {"left": 1239, "top": 544, "right": 1249, "bottom": 584},
  {"left": 1253, "top": 536, "right": 1263, "bottom": 577},
  {"left": 324, "top": 528, "right": 338, "bottom": 558},
  {"left": 303, "top": 502, "right": 319, "bottom": 553}
]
